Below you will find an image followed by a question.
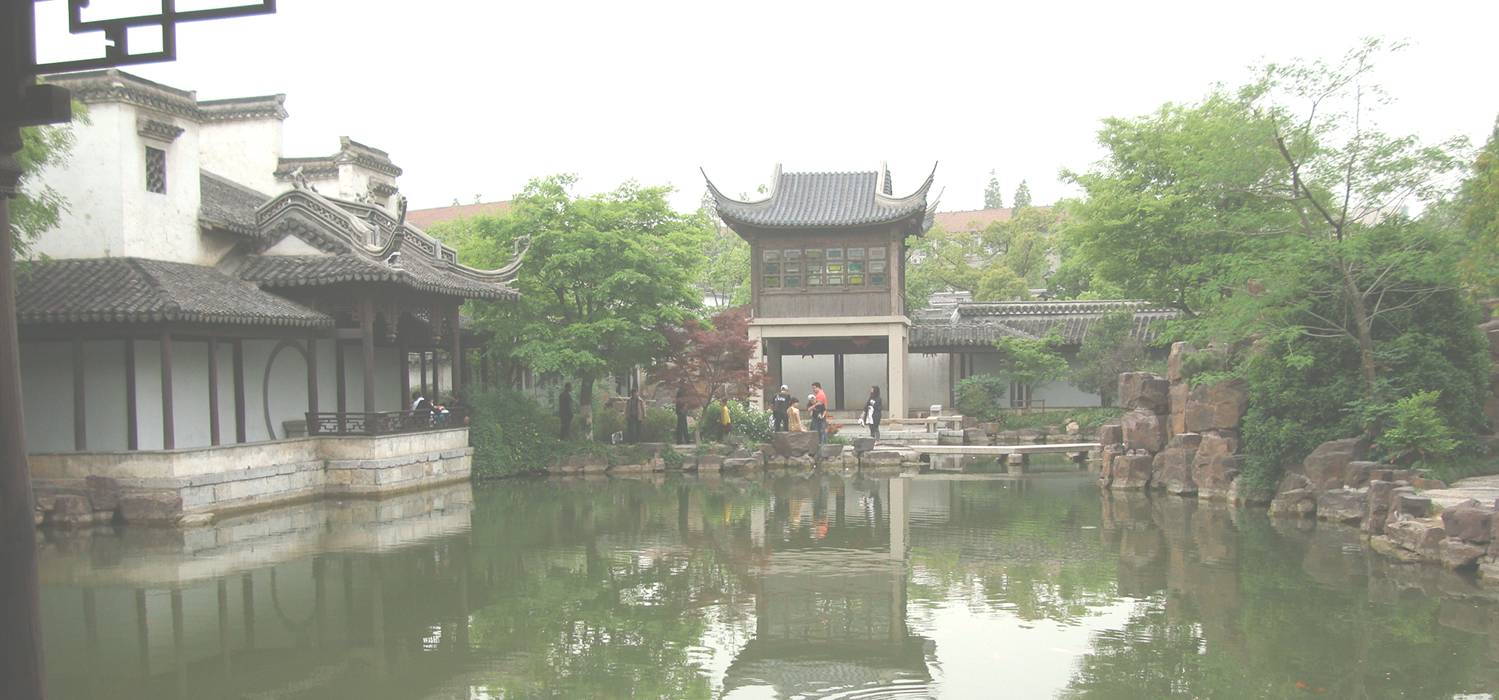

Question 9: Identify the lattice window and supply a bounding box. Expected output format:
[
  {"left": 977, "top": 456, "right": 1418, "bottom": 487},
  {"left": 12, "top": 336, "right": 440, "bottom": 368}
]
[{"left": 145, "top": 147, "right": 167, "bottom": 194}]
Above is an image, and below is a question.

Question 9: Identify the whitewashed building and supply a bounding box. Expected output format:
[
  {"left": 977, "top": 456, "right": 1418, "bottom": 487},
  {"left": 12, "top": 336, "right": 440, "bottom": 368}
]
[{"left": 16, "top": 70, "right": 524, "bottom": 524}]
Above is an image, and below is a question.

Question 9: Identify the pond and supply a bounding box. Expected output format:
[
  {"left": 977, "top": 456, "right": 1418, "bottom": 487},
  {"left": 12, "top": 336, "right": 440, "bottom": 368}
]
[{"left": 35, "top": 471, "right": 1499, "bottom": 699}]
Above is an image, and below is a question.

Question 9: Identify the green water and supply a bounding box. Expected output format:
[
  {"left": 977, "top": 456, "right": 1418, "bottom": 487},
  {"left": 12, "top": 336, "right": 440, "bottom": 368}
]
[{"left": 35, "top": 472, "right": 1499, "bottom": 699}]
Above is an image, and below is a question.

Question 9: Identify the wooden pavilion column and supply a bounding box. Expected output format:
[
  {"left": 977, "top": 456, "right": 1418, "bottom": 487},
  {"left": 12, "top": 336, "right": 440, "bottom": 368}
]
[
  {"left": 160, "top": 331, "right": 174, "bottom": 450},
  {"left": 207, "top": 338, "right": 220, "bottom": 446},
  {"left": 72, "top": 337, "right": 85, "bottom": 450},
  {"left": 333, "top": 331, "right": 346, "bottom": 433},
  {"left": 398, "top": 338, "right": 409, "bottom": 407},
  {"left": 432, "top": 349, "right": 442, "bottom": 402},
  {"left": 232, "top": 339, "right": 246, "bottom": 443},
  {"left": 449, "top": 304, "right": 463, "bottom": 397},
  {"left": 360, "top": 300, "right": 376, "bottom": 413},
  {"left": 125, "top": 337, "right": 138, "bottom": 450},
  {"left": 833, "top": 352, "right": 845, "bottom": 412},
  {"left": 419, "top": 352, "right": 428, "bottom": 397},
  {"left": 306, "top": 333, "right": 318, "bottom": 414}
]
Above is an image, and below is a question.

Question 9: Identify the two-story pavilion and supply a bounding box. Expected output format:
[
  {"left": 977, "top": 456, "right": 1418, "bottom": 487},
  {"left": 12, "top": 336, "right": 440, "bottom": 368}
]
[{"left": 704, "top": 164, "right": 937, "bottom": 419}]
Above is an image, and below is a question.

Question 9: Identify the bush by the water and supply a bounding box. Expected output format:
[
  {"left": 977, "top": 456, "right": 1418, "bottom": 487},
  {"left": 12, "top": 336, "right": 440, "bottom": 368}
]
[
  {"left": 703, "top": 399, "right": 774, "bottom": 444},
  {"left": 467, "top": 387, "right": 573, "bottom": 477},
  {"left": 955, "top": 375, "right": 1010, "bottom": 421}
]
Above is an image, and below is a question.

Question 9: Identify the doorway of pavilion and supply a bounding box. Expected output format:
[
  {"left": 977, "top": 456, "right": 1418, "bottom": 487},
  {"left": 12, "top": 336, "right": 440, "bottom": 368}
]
[{"left": 769, "top": 337, "right": 889, "bottom": 413}]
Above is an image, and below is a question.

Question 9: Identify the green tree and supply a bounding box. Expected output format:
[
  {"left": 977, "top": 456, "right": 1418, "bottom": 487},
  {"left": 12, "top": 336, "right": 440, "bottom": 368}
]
[
  {"left": 1011, "top": 179, "right": 1032, "bottom": 210},
  {"left": 1458, "top": 116, "right": 1499, "bottom": 299},
  {"left": 1071, "top": 310, "right": 1146, "bottom": 406},
  {"left": 905, "top": 206, "right": 1060, "bottom": 307},
  {"left": 469, "top": 175, "right": 711, "bottom": 433},
  {"left": 12, "top": 120, "right": 80, "bottom": 256},
  {"left": 984, "top": 169, "right": 1004, "bottom": 209},
  {"left": 698, "top": 193, "right": 750, "bottom": 309}
]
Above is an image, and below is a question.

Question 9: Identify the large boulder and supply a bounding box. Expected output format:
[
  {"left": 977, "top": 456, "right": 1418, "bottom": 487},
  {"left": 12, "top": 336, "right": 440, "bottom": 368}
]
[
  {"left": 816, "top": 444, "right": 845, "bottom": 461},
  {"left": 1268, "top": 473, "right": 1317, "bottom": 518},
  {"left": 1112, "top": 453, "right": 1155, "bottom": 490},
  {"left": 1167, "top": 341, "right": 1196, "bottom": 383},
  {"left": 118, "top": 491, "right": 184, "bottom": 524},
  {"left": 1299, "top": 437, "right": 1369, "bottom": 492},
  {"left": 1343, "top": 461, "right": 1378, "bottom": 489},
  {"left": 1438, "top": 538, "right": 1486, "bottom": 571},
  {"left": 1183, "top": 379, "right": 1248, "bottom": 433},
  {"left": 1362, "top": 480, "right": 1397, "bottom": 534},
  {"left": 1121, "top": 409, "right": 1166, "bottom": 454},
  {"left": 1193, "top": 454, "right": 1241, "bottom": 502},
  {"left": 1097, "top": 423, "right": 1123, "bottom": 446},
  {"left": 1118, "top": 373, "right": 1170, "bottom": 414},
  {"left": 1168, "top": 383, "right": 1189, "bottom": 436},
  {"left": 771, "top": 431, "right": 819, "bottom": 457},
  {"left": 1440, "top": 499, "right": 1494, "bottom": 544},
  {"left": 722, "top": 457, "right": 760, "bottom": 472},
  {"left": 45, "top": 494, "right": 94, "bottom": 528},
  {"left": 861, "top": 450, "right": 904, "bottom": 467},
  {"left": 85, "top": 475, "right": 122, "bottom": 513},
  {"left": 1152, "top": 432, "right": 1201, "bottom": 495},
  {"left": 1316, "top": 490, "right": 1365, "bottom": 525},
  {"left": 1384, "top": 519, "right": 1446, "bottom": 559},
  {"left": 1098, "top": 444, "right": 1125, "bottom": 487},
  {"left": 852, "top": 438, "right": 877, "bottom": 453}
]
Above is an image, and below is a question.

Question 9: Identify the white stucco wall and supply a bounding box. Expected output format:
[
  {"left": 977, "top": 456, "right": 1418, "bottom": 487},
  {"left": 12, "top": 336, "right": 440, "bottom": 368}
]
[
  {"left": 198, "top": 117, "right": 283, "bottom": 194},
  {"left": 123, "top": 111, "right": 207, "bottom": 264},
  {"left": 19, "top": 341, "right": 72, "bottom": 453},
  {"left": 29, "top": 103, "right": 130, "bottom": 260},
  {"left": 908, "top": 353, "right": 950, "bottom": 412}
]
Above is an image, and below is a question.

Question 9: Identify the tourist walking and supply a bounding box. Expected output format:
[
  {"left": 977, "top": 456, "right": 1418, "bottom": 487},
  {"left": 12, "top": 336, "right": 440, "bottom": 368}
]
[
  {"left": 559, "top": 382, "right": 573, "bottom": 440},
  {"left": 861, "top": 386, "right": 883, "bottom": 441},
  {"left": 625, "top": 388, "right": 645, "bottom": 443},
  {"left": 787, "top": 397, "right": 804, "bottom": 432},
  {"left": 674, "top": 386, "right": 690, "bottom": 444},
  {"left": 771, "top": 385, "right": 792, "bottom": 432}
]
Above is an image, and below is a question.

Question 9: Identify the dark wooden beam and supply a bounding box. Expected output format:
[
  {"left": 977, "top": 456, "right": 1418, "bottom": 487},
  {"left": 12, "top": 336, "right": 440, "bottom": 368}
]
[
  {"left": 432, "top": 350, "right": 442, "bottom": 401},
  {"left": 306, "top": 334, "right": 318, "bottom": 413},
  {"left": 360, "top": 300, "right": 375, "bottom": 413},
  {"left": 72, "top": 337, "right": 86, "bottom": 450},
  {"left": 208, "top": 337, "right": 220, "bottom": 446},
  {"left": 232, "top": 339, "right": 246, "bottom": 443},
  {"left": 125, "top": 338, "right": 138, "bottom": 450},
  {"left": 334, "top": 334, "right": 346, "bottom": 433},
  {"left": 833, "top": 352, "right": 845, "bottom": 412},
  {"left": 160, "top": 331, "right": 174, "bottom": 450},
  {"left": 419, "top": 351, "right": 428, "bottom": 397}
]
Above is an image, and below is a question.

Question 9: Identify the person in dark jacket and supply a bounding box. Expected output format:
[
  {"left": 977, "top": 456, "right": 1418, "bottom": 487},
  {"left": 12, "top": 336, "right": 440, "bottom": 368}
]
[
  {"left": 625, "top": 388, "right": 645, "bottom": 444},
  {"left": 771, "top": 385, "right": 792, "bottom": 432},
  {"left": 861, "top": 386, "right": 883, "bottom": 441},
  {"left": 559, "top": 382, "right": 574, "bottom": 440},
  {"left": 674, "top": 386, "right": 691, "bottom": 444}
]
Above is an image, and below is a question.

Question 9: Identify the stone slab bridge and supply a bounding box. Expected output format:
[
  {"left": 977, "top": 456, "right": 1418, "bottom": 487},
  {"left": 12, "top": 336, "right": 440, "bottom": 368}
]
[{"left": 910, "top": 442, "right": 1100, "bottom": 473}]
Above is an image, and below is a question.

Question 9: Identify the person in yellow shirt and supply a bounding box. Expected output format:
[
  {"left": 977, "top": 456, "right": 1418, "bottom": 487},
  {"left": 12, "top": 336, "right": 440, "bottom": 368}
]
[{"left": 788, "top": 397, "right": 804, "bottom": 432}]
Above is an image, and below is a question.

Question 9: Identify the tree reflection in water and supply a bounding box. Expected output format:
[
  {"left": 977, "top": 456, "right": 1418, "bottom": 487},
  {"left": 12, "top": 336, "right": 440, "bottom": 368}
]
[{"left": 32, "top": 474, "right": 1499, "bottom": 699}]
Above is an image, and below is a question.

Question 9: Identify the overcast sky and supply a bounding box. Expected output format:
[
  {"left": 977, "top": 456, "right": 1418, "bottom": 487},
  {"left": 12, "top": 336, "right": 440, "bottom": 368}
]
[{"left": 35, "top": 0, "right": 1499, "bottom": 213}]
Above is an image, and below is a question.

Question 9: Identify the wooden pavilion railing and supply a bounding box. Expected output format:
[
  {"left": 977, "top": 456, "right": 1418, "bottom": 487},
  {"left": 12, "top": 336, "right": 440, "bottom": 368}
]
[{"left": 305, "top": 408, "right": 468, "bottom": 436}]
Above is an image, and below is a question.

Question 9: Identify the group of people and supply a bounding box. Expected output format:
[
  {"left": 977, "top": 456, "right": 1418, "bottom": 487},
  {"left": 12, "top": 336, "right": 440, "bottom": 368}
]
[
  {"left": 409, "top": 391, "right": 455, "bottom": 426},
  {"left": 770, "top": 382, "right": 884, "bottom": 441}
]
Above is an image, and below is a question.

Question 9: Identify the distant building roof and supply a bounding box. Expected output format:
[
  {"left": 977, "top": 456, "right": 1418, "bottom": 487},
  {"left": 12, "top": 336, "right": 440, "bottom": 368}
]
[
  {"left": 16, "top": 258, "right": 332, "bottom": 327},
  {"left": 930, "top": 206, "right": 1053, "bottom": 233},
  {"left": 911, "top": 294, "right": 1177, "bottom": 348},
  {"left": 405, "top": 200, "right": 513, "bottom": 230},
  {"left": 704, "top": 164, "right": 938, "bottom": 232}
]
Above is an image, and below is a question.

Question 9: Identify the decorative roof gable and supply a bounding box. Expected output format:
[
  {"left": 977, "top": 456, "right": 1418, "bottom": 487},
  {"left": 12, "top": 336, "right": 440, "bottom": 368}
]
[{"left": 703, "top": 163, "right": 939, "bottom": 233}]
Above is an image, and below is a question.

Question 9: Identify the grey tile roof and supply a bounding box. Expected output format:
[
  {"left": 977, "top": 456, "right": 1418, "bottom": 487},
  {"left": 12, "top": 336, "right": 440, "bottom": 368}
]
[
  {"left": 911, "top": 298, "right": 1178, "bottom": 348},
  {"left": 238, "top": 252, "right": 519, "bottom": 301},
  {"left": 704, "top": 165, "right": 936, "bottom": 230},
  {"left": 16, "top": 258, "right": 333, "bottom": 327},
  {"left": 199, "top": 171, "right": 269, "bottom": 235}
]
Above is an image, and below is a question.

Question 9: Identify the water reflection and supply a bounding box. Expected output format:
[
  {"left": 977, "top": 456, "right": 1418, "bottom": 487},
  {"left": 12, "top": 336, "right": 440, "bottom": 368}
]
[{"left": 35, "top": 474, "right": 1499, "bottom": 698}]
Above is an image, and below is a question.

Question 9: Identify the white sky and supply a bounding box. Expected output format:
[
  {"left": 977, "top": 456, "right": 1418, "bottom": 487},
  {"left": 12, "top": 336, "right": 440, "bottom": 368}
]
[{"left": 33, "top": 0, "right": 1499, "bottom": 212}]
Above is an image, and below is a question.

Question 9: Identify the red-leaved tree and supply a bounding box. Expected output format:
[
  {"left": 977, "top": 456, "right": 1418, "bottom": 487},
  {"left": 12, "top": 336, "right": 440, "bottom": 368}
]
[{"left": 652, "top": 307, "right": 766, "bottom": 440}]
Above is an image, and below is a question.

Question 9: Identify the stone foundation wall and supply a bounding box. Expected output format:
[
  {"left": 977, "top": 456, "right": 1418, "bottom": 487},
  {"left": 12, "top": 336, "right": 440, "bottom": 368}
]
[{"left": 30, "top": 428, "right": 472, "bottom": 526}]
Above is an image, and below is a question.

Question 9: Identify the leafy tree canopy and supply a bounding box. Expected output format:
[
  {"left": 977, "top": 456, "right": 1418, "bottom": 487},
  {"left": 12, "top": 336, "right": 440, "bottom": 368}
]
[
  {"left": 12, "top": 115, "right": 83, "bottom": 256},
  {"left": 983, "top": 169, "right": 1005, "bottom": 209}
]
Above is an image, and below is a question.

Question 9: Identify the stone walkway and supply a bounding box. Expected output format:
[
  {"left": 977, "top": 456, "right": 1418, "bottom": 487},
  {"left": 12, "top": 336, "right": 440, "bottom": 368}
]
[{"left": 1425, "top": 475, "right": 1499, "bottom": 509}]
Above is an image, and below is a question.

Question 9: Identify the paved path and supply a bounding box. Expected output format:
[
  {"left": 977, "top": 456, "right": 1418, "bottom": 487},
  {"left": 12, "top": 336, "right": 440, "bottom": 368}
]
[{"left": 1423, "top": 475, "right": 1499, "bottom": 509}]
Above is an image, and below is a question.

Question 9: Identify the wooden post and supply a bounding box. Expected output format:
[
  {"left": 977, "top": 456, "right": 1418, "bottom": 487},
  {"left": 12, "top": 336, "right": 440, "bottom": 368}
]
[
  {"left": 306, "top": 334, "right": 318, "bottom": 414},
  {"left": 420, "top": 351, "right": 428, "bottom": 397},
  {"left": 0, "top": 115, "right": 45, "bottom": 700},
  {"left": 360, "top": 300, "right": 375, "bottom": 413},
  {"left": 479, "top": 349, "right": 489, "bottom": 389},
  {"left": 833, "top": 352, "right": 845, "bottom": 412},
  {"left": 160, "top": 331, "right": 174, "bottom": 450},
  {"left": 232, "top": 339, "right": 246, "bottom": 443},
  {"left": 334, "top": 334, "right": 346, "bottom": 433},
  {"left": 125, "top": 338, "right": 138, "bottom": 450},
  {"left": 398, "top": 339, "right": 409, "bottom": 407},
  {"left": 449, "top": 304, "right": 463, "bottom": 397},
  {"left": 207, "top": 338, "right": 220, "bottom": 446},
  {"left": 72, "top": 337, "right": 86, "bottom": 450},
  {"left": 432, "top": 350, "right": 442, "bottom": 402}
]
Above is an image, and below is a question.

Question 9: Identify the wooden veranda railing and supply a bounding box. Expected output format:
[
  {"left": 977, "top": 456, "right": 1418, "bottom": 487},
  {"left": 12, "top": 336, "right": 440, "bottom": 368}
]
[{"left": 306, "top": 408, "right": 469, "bottom": 436}]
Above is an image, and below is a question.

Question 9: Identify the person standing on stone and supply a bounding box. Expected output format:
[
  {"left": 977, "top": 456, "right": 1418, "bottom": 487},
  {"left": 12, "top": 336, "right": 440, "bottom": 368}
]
[
  {"left": 625, "top": 388, "right": 645, "bottom": 443},
  {"left": 861, "top": 386, "right": 883, "bottom": 440},
  {"left": 787, "top": 397, "right": 804, "bottom": 432},
  {"left": 771, "top": 385, "right": 792, "bottom": 432},
  {"left": 674, "top": 386, "right": 691, "bottom": 444},
  {"left": 808, "top": 392, "right": 827, "bottom": 444},
  {"left": 559, "top": 382, "right": 574, "bottom": 440}
]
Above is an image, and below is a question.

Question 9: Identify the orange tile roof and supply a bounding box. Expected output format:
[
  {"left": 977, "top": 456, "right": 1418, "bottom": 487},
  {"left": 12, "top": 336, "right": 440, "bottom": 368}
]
[
  {"left": 406, "top": 200, "right": 512, "bottom": 230},
  {"left": 931, "top": 208, "right": 1017, "bottom": 232}
]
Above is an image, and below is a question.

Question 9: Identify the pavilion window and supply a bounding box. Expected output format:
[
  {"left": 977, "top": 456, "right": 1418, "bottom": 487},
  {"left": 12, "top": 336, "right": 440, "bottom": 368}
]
[{"left": 145, "top": 147, "right": 167, "bottom": 194}]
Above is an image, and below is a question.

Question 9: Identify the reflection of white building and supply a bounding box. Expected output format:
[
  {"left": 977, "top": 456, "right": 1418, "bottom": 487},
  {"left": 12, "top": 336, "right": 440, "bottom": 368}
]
[{"left": 17, "top": 70, "right": 524, "bottom": 523}]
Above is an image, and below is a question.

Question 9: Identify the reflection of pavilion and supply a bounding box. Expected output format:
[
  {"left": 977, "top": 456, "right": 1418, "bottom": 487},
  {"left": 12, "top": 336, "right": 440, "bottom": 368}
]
[
  {"left": 723, "top": 477, "right": 935, "bottom": 698},
  {"left": 38, "top": 482, "right": 478, "bottom": 700}
]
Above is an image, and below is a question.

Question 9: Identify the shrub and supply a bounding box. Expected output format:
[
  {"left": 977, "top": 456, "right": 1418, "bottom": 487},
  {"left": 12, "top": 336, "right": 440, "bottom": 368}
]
[
  {"left": 727, "top": 399, "right": 774, "bottom": 444},
  {"left": 591, "top": 400, "right": 624, "bottom": 443},
  {"left": 467, "top": 387, "right": 570, "bottom": 477},
  {"left": 1371, "top": 391, "right": 1459, "bottom": 466},
  {"left": 956, "top": 375, "right": 1009, "bottom": 421},
  {"left": 642, "top": 406, "right": 676, "bottom": 443}
]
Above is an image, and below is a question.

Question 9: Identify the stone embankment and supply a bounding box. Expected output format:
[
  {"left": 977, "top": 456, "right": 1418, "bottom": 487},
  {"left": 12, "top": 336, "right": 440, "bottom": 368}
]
[{"left": 545, "top": 432, "right": 923, "bottom": 477}]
